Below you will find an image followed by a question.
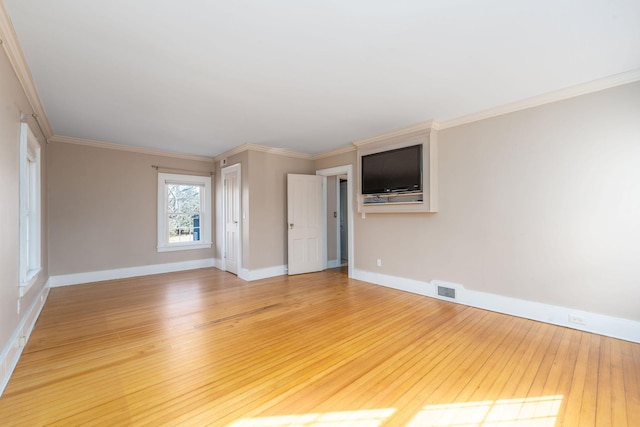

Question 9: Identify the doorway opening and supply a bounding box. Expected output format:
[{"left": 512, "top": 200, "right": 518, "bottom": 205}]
[{"left": 316, "top": 165, "right": 354, "bottom": 278}]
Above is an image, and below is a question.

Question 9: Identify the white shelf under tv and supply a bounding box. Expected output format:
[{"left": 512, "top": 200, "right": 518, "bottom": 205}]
[
  {"left": 355, "top": 121, "right": 438, "bottom": 214},
  {"left": 363, "top": 192, "right": 424, "bottom": 205}
]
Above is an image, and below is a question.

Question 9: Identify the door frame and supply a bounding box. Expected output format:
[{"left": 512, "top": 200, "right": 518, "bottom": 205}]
[
  {"left": 316, "top": 165, "right": 354, "bottom": 278},
  {"left": 221, "top": 163, "right": 241, "bottom": 274}
]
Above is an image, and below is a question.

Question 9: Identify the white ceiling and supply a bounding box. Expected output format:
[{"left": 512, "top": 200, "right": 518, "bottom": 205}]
[{"left": 4, "top": 0, "right": 640, "bottom": 157}]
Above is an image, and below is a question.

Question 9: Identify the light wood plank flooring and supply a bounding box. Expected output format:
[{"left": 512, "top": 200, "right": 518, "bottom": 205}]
[{"left": 1, "top": 268, "right": 638, "bottom": 426}]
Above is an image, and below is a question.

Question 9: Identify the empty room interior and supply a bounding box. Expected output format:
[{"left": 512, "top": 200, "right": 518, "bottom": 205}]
[{"left": 1, "top": 1, "right": 639, "bottom": 426}]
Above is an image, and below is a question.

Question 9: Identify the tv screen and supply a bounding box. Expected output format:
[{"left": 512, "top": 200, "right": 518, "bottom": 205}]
[{"left": 361, "top": 144, "right": 422, "bottom": 194}]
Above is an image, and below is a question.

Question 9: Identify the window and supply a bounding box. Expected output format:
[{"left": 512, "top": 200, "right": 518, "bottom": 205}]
[
  {"left": 19, "top": 122, "right": 41, "bottom": 295},
  {"left": 157, "top": 172, "right": 212, "bottom": 252}
]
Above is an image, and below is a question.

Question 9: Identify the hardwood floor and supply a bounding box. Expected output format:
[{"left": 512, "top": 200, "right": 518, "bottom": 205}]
[{"left": 1, "top": 268, "right": 638, "bottom": 426}]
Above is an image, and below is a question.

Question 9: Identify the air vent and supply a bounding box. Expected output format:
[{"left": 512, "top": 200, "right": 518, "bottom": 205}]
[{"left": 437, "top": 285, "right": 456, "bottom": 299}]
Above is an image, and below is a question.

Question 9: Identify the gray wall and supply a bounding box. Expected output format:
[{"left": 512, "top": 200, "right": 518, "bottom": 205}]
[
  {"left": 247, "top": 151, "right": 314, "bottom": 270},
  {"left": 48, "top": 142, "right": 214, "bottom": 275},
  {"left": 215, "top": 149, "right": 314, "bottom": 271}
]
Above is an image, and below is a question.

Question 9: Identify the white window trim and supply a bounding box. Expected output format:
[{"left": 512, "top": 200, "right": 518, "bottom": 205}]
[
  {"left": 157, "top": 172, "right": 212, "bottom": 252},
  {"left": 19, "top": 122, "right": 41, "bottom": 296}
]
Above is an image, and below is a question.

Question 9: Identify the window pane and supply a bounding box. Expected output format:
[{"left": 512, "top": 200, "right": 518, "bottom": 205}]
[
  {"left": 192, "top": 214, "right": 201, "bottom": 241},
  {"left": 168, "top": 213, "right": 201, "bottom": 242},
  {"left": 167, "top": 184, "right": 201, "bottom": 214}
]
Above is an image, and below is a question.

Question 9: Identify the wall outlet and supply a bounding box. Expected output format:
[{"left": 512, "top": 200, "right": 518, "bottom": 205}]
[
  {"left": 376, "top": 259, "right": 382, "bottom": 267},
  {"left": 568, "top": 314, "right": 586, "bottom": 326}
]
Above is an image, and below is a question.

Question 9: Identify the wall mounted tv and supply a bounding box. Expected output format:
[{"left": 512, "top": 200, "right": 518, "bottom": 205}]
[{"left": 361, "top": 144, "right": 423, "bottom": 195}]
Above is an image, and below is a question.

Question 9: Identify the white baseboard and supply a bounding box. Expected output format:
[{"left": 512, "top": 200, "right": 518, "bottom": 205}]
[
  {"left": 1, "top": 280, "right": 50, "bottom": 396},
  {"left": 352, "top": 269, "right": 640, "bottom": 343},
  {"left": 213, "top": 258, "right": 224, "bottom": 270},
  {"left": 239, "top": 265, "right": 287, "bottom": 281},
  {"left": 49, "top": 258, "right": 216, "bottom": 287},
  {"left": 327, "top": 259, "right": 340, "bottom": 269}
]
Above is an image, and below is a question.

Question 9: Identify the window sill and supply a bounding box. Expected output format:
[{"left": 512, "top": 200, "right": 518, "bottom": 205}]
[
  {"left": 19, "top": 268, "right": 41, "bottom": 297},
  {"left": 157, "top": 242, "right": 212, "bottom": 253}
]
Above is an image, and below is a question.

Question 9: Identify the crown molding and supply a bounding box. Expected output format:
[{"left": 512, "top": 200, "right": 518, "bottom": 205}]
[
  {"left": 49, "top": 135, "right": 214, "bottom": 162},
  {"left": 247, "top": 143, "right": 313, "bottom": 160},
  {"left": 214, "top": 143, "right": 313, "bottom": 163},
  {"left": 439, "top": 69, "right": 640, "bottom": 130},
  {"left": 212, "top": 143, "right": 250, "bottom": 162},
  {"left": 0, "top": 2, "right": 53, "bottom": 139},
  {"left": 352, "top": 119, "right": 440, "bottom": 147},
  {"left": 312, "top": 144, "right": 356, "bottom": 160},
  {"left": 214, "top": 142, "right": 358, "bottom": 163}
]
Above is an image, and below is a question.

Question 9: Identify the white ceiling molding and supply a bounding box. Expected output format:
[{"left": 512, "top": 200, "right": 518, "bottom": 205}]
[
  {"left": 49, "top": 135, "right": 213, "bottom": 163},
  {"left": 245, "top": 143, "right": 313, "bottom": 160},
  {"left": 439, "top": 69, "right": 640, "bottom": 130},
  {"left": 312, "top": 145, "right": 356, "bottom": 161},
  {"left": 215, "top": 142, "right": 357, "bottom": 164},
  {"left": 0, "top": 1, "right": 52, "bottom": 139},
  {"left": 353, "top": 120, "right": 440, "bottom": 147},
  {"left": 213, "top": 143, "right": 313, "bottom": 163}
]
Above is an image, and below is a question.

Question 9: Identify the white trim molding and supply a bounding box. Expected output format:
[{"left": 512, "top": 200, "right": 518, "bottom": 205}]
[
  {"left": 1, "top": 280, "right": 50, "bottom": 397},
  {"left": 316, "top": 164, "right": 355, "bottom": 279},
  {"left": 312, "top": 145, "right": 356, "bottom": 160},
  {"left": 49, "top": 259, "right": 216, "bottom": 287},
  {"left": 439, "top": 69, "right": 640, "bottom": 130},
  {"left": 327, "top": 259, "right": 341, "bottom": 269},
  {"left": 49, "top": 135, "right": 214, "bottom": 163},
  {"left": 352, "top": 120, "right": 440, "bottom": 147},
  {"left": 213, "top": 143, "right": 312, "bottom": 163},
  {"left": 238, "top": 265, "right": 287, "bottom": 282},
  {"left": 0, "top": 2, "right": 53, "bottom": 139},
  {"left": 353, "top": 269, "right": 640, "bottom": 344}
]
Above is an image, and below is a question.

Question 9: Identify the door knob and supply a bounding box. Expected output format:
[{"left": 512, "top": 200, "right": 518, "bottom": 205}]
[{"left": 289, "top": 223, "right": 294, "bottom": 229}]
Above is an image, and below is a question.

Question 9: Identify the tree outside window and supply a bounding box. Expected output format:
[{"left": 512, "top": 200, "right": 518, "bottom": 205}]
[
  {"left": 167, "top": 184, "right": 201, "bottom": 242},
  {"left": 157, "top": 172, "right": 212, "bottom": 252}
]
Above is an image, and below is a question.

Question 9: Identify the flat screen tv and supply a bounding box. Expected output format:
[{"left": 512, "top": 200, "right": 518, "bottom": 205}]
[{"left": 361, "top": 144, "right": 422, "bottom": 194}]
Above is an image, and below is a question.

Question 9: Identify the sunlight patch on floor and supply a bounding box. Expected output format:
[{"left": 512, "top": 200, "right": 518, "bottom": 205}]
[
  {"left": 227, "top": 395, "right": 562, "bottom": 427},
  {"left": 227, "top": 408, "right": 396, "bottom": 427},
  {"left": 406, "top": 395, "right": 564, "bottom": 427}
]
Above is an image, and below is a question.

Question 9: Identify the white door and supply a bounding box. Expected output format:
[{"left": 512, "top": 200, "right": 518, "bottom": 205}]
[
  {"left": 287, "top": 174, "right": 324, "bottom": 275},
  {"left": 223, "top": 165, "right": 240, "bottom": 275}
]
